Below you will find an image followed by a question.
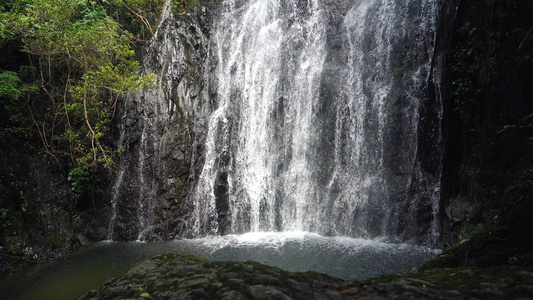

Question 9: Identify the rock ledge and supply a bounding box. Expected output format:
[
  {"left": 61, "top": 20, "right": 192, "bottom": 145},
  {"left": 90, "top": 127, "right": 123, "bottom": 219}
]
[{"left": 77, "top": 253, "right": 533, "bottom": 299}]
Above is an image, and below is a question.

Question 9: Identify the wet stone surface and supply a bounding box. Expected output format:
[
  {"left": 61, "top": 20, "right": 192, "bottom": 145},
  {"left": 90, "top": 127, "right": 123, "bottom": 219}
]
[{"left": 77, "top": 253, "right": 533, "bottom": 300}]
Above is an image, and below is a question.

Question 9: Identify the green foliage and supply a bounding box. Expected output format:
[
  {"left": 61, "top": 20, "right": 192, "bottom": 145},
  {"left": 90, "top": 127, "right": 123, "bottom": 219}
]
[
  {"left": 0, "top": 68, "right": 38, "bottom": 138},
  {"left": 48, "top": 234, "right": 64, "bottom": 249},
  {"left": 66, "top": 47, "right": 155, "bottom": 167},
  {"left": 497, "top": 113, "right": 533, "bottom": 144},
  {"left": 0, "top": 208, "right": 12, "bottom": 226},
  {"left": 105, "top": 0, "right": 163, "bottom": 40},
  {"left": 0, "top": 0, "right": 155, "bottom": 169},
  {"left": 172, "top": 0, "right": 200, "bottom": 15},
  {"left": 392, "top": 67, "right": 403, "bottom": 77},
  {"left": 457, "top": 224, "right": 469, "bottom": 244},
  {"left": 451, "top": 22, "right": 482, "bottom": 125},
  {"left": 181, "top": 253, "right": 210, "bottom": 262},
  {"left": 68, "top": 165, "right": 96, "bottom": 196},
  {"left": 451, "top": 22, "right": 498, "bottom": 127},
  {"left": 0, "top": 70, "right": 21, "bottom": 101}
]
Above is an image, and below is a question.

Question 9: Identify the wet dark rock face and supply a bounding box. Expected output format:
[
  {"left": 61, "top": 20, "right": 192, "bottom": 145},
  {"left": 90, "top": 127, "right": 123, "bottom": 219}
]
[
  {"left": 0, "top": 138, "right": 110, "bottom": 273},
  {"left": 108, "top": 2, "right": 213, "bottom": 241},
  {"left": 437, "top": 0, "right": 533, "bottom": 251}
]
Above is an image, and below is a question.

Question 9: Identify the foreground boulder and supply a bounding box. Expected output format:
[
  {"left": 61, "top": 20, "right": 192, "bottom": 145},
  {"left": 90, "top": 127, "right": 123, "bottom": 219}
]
[
  {"left": 77, "top": 253, "right": 533, "bottom": 299},
  {"left": 77, "top": 253, "right": 359, "bottom": 300}
]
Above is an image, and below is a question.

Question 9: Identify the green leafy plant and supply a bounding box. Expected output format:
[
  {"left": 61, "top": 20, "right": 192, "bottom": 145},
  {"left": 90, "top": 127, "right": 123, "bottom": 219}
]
[
  {"left": 105, "top": 0, "right": 164, "bottom": 40},
  {"left": 392, "top": 67, "right": 403, "bottom": 78},
  {"left": 68, "top": 165, "right": 96, "bottom": 196},
  {"left": 0, "top": 68, "right": 38, "bottom": 138},
  {"left": 2, "top": 0, "right": 155, "bottom": 168},
  {"left": 172, "top": 0, "right": 200, "bottom": 15},
  {"left": 451, "top": 22, "right": 498, "bottom": 127},
  {"left": 451, "top": 224, "right": 471, "bottom": 246},
  {"left": 0, "top": 70, "right": 21, "bottom": 101},
  {"left": 451, "top": 22, "right": 481, "bottom": 125},
  {"left": 497, "top": 113, "right": 533, "bottom": 144},
  {"left": 0, "top": 208, "right": 8, "bottom": 219},
  {"left": 0, "top": 208, "right": 11, "bottom": 226}
]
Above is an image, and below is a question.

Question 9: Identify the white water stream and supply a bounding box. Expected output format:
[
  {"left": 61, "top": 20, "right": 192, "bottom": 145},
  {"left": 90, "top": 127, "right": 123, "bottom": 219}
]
[{"left": 191, "top": 0, "right": 441, "bottom": 243}]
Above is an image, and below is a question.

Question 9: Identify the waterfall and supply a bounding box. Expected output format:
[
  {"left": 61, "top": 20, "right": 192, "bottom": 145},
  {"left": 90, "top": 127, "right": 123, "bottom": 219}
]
[{"left": 190, "top": 0, "right": 442, "bottom": 244}]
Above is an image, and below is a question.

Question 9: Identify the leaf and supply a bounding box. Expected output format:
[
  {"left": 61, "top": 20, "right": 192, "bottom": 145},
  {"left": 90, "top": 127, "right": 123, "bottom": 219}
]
[{"left": 140, "top": 292, "right": 150, "bottom": 297}]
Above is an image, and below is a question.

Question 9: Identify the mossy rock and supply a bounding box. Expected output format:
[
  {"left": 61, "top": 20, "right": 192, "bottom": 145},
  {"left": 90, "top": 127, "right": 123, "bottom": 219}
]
[{"left": 422, "top": 222, "right": 533, "bottom": 270}]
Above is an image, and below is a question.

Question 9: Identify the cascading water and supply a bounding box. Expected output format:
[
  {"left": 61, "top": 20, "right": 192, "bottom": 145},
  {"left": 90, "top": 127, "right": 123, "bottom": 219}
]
[
  {"left": 190, "top": 0, "right": 442, "bottom": 244},
  {"left": 0, "top": 3, "right": 448, "bottom": 298},
  {"left": 0, "top": 5, "right": 446, "bottom": 297}
]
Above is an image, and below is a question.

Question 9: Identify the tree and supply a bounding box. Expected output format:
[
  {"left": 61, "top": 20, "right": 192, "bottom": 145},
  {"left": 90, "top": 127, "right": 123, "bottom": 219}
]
[{"left": 0, "top": 0, "right": 155, "bottom": 170}]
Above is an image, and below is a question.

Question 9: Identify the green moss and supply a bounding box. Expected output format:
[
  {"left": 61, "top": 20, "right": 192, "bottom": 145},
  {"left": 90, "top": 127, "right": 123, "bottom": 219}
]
[
  {"left": 154, "top": 252, "right": 180, "bottom": 262},
  {"left": 8, "top": 254, "right": 24, "bottom": 267},
  {"left": 293, "top": 269, "right": 343, "bottom": 283},
  {"left": 374, "top": 265, "right": 533, "bottom": 299},
  {"left": 48, "top": 235, "right": 65, "bottom": 250},
  {"left": 422, "top": 213, "right": 533, "bottom": 270},
  {"left": 180, "top": 253, "right": 210, "bottom": 263},
  {"left": 3, "top": 236, "right": 25, "bottom": 254}
]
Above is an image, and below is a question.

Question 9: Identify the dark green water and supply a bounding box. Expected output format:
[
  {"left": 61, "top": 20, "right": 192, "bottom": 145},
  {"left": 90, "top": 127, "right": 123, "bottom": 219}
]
[{"left": 0, "top": 232, "right": 439, "bottom": 300}]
